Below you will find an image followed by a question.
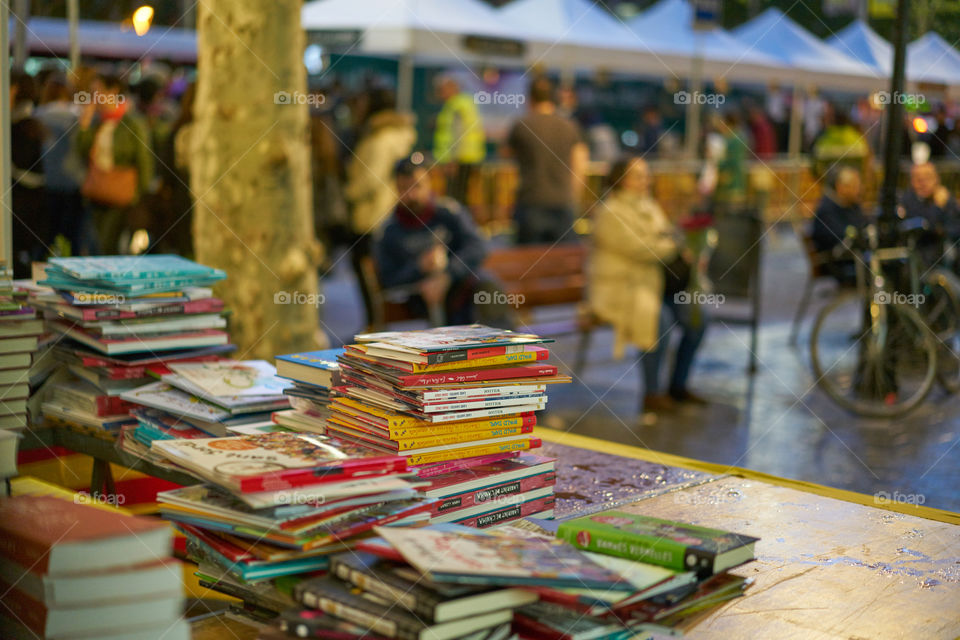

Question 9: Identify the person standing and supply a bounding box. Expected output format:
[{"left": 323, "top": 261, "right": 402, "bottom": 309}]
[
  {"left": 433, "top": 75, "right": 485, "bottom": 205},
  {"left": 10, "top": 71, "right": 49, "bottom": 278},
  {"left": 344, "top": 89, "right": 416, "bottom": 325},
  {"left": 36, "top": 73, "right": 88, "bottom": 256},
  {"left": 75, "top": 74, "right": 155, "bottom": 255},
  {"left": 590, "top": 157, "right": 707, "bottom": 417},
  {"left": 506, "top": 77, "right": 588, "bottom": 244}
]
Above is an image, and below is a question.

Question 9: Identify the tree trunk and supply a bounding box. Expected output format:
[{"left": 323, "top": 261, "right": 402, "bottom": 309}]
[{"left": 192, "top": 0, "right": 323, "bottom": 358}]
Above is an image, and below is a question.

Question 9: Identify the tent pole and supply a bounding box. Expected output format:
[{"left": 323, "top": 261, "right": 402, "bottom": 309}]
[
  {"left": 1, "top": 1, "right": 11, "bottom": 267},
  {"left": 397, "top": 53, "right": 414, "bottom": 113},
  {"left": 685, "top": 34, "right": 703, "bottom": 160},
  {"left": 13, "top": 0, "right": 28, "bottom": 68},
  {"left": 787, "top": 84, "right": 803, "bottom": 159},
  {"left": 68, "top": 0, "right": 80, "bottom": 78},
  {"left": 879, "top": 0, "right": 909, "bottom": 225}
]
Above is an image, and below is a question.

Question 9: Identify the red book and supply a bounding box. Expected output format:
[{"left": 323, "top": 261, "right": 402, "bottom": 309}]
[
  {"left": 66, "top": 297, "right": 225, "bottom": 322},
  {"left": 0, "top": 496, "right": 171, "bottom": 574},
  {"left": 396, "top": 364, "right": 558, "bottom": 387},
  {"left": 449, "top": 493, "right": 555, "bottom": 528}
]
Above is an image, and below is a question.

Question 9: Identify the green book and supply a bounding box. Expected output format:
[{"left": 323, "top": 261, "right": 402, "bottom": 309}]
[{"left": 556, "top": 510, "right": 758, "bottom": 577}]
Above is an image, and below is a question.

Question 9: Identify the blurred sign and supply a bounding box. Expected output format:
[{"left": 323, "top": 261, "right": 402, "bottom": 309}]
[
  {"left": 823, "top": 0, "right": 859, "bottom": 17},
  {"left": 462, "top": 35, "right": 525, "bottom": 58},
  {"left": 306, "top": 30, "right": 362, "bottom": 50},
  {"left": 869, "top": 0, "right": 895, "bottom": 18},
  {"left": 691, "top": 0, "right": 721, "bottom": 30}
]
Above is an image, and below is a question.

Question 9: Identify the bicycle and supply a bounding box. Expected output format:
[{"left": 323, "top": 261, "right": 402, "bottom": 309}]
[{"left": 810, "top": 218, "right": 960, "bottom": 417}]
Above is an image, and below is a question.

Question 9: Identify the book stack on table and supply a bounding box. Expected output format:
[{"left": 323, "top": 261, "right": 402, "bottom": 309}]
[
  {"left": 324, "top": 325, "right": 570, "bottom": 528},
  {"left": 0, "top": 496, "right": 188, "bottom": 640},
  {"left": 150, "top": 430, "right": 434, "bottom": 615},
  {"left": 0, "top": 265, "right": 43, "bottom": 431},
  {"left": 117, "top": 360, "right": 292, "bottom": 462},
  {"left": 26, "top": 255, "right": 235, "bottom": 431},
  {"left": 271, "top": 347, "right": 343, "bottom": 432}
]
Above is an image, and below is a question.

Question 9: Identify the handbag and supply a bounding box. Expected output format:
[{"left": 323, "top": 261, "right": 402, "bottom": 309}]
[
  {"left": 661, "top": 254, "right": 691, "bottom": 298},
  {"left": 81, "top": 136, "right": 138, "bottom": 208}
]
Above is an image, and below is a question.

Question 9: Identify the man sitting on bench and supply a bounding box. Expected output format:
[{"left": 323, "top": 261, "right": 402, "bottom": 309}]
[
  {"left": 374, "top": 157, "right": 487, "bottom": 325},
  {"left": 811, "top": 166, "right": 866, "bottom": 286}
]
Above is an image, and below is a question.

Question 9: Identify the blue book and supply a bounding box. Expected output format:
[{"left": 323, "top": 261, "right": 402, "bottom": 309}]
[
  {"left": 275, "top": 348, "right": 343, "bottom": 388},
  {"left": 48, "top": 255, "right": 224, "bottom": 282}
]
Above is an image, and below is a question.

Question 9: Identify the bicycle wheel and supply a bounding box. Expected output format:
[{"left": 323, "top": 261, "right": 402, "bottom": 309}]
[
  {"left": 920, "top": 269, "right": 960, "bottom": 393},
  {"left": 811, "top": 292, "right": 937, "bottom": 417}
]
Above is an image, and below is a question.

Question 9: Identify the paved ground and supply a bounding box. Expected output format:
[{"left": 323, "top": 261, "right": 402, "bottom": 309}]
[{"left": 318, "top": 227, "right": 960, "bottom": 513}]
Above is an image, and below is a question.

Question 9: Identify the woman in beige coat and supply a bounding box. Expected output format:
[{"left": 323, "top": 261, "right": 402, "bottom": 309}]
[{"left": 590, "top": 157, "right": 707, "bottom": 415}]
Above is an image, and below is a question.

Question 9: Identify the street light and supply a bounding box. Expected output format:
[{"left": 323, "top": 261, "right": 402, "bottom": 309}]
[{"left": 132, "top": 5, "right": 154, "bottom": 36}]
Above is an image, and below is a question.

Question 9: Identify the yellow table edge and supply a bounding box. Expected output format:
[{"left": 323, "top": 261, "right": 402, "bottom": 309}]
[{"left": 536, "top": 428, "right": 960, "bottom": 526}]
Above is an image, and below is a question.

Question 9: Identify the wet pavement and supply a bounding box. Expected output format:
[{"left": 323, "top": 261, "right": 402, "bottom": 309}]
[{"left": 319, "top": 227, "right": 960, "bottom": 513}]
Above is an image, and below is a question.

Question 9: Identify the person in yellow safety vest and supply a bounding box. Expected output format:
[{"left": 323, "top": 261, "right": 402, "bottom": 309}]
[{"left": 433, "top": 75, "right": 486, "bottom": 205}]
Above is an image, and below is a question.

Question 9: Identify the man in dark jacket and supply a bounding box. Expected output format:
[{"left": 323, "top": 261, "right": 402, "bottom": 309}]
[
  {"left": 812, "top": 166, "right": 866, "bottom": 285},
  {"left": 374, "top": 158, "right": 487, "bottom": 325},
  {"left": 901, "top": 162, "right": 960, "bottom": 268}
]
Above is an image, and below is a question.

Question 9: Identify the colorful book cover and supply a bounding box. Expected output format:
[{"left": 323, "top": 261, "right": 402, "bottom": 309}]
[
  {"left": 167, "top": 360, "right": 290, "bottom": 397},
  {"left": 353, "top": 324, "right": 550, "bottom": 352},
  {"left": 374, "top": 526, "right": 634, "bottom": 591},
  {"left": 46, "top": 255, "right": 225, "bottom": 282},
  {"left": 345, "top": 346, "right": 549, "bottom": 373},
  {"left": 556, "top": 511, "right": 759, "bottom": 576}
]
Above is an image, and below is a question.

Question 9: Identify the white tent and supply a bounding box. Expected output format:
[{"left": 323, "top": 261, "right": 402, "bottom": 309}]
[
  {"left": 731, "top": 8, "right": 883, "bottom": 90},
  {"left": 8, "top": 16, "right": 196, "bottom": 62},
  {"left": 497, "top": 0, "right": 689, "bottom": 75},
  {"left": 624, "top": 0, "right": 786, "bottom": 83}
]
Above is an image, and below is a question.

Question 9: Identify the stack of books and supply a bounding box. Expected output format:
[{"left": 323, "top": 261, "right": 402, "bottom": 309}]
[
  {"left": 525, "top": 509, "right": 759, "bottom": 633},
  {"left": 326, "top": 325, "right": 570, "bottom": 527},
  {"left": 271, "top": 347, "right": 343, "bottom": 432},
  {"left": 0, "top": 265, "right": 41, "bottom": 430},
  {"left": 282, "top": 524, "right": 633, "bottom": 640},
  {"left": 27, "top": 255, "right": 235, "bottom": 431},
  {"left": 0, "top": 496, "right": 188, "bottom": 640},
  {"left": 119, "top": 359, "right": 291, "bottom": 447},
  {"left": 150, "top": 430, "right": 434, "bottom": 613}
]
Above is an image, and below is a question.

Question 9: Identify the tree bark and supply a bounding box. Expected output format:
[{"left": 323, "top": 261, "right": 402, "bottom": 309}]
[{"left": 191, "top": 0, "right": 323, "bottom": 358}]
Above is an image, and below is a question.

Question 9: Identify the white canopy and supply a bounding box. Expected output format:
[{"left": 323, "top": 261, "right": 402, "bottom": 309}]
[
  {"left": 8, "top": 16, "right": 197, "bottom": 63},
  {"left": 624, "top": 0, "right": 786, "bottom": 83},
  {"left": 906, "top": 31, "right": 960, "bottom": 87},
  {"left": 731, "top": 8, "right": 882, "bottom": 90},
  {"left": 300, "top": 0, "right": 527, "bottom": 66}
]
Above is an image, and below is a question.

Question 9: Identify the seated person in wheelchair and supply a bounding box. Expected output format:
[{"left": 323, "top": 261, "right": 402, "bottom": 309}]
[
  {"left": 901, "top": 162, "right": 960, "bottom": 266},
  {"left": 811, "top": 166, "right": 866, "bottom": 285},
  {"left": 373, "top": 157, "right": 487, "bottom": 325}
]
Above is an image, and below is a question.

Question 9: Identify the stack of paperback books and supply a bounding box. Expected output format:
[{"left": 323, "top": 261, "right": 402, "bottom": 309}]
[
  {"left": 326, "top": 325, "right": 569, "bottom": 527},
  {"left": 151, "top": 430, "right": 433, "bottom": 613},
  {"left": 28, "top": 255, "right": 235, "bottom": 431},
  {"left": 0, "top": 265, "right": 41, "bottom": 430},
  {"left": 283, "top": 524, "right": 634, "bottom": 640},
  {"left": 271, "top": 347, "right": 343, "bottom": 432},
  {"left": 0, "top": 496, "right": 188, "bottom": 640},
  {"left": 119, "top": 359, "right": 290, "bottom": 446}
]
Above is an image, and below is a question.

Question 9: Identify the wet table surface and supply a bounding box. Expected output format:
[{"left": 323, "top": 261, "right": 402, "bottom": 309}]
[{"left": 617, "top": 476, "right": 960, "bottom": 639}]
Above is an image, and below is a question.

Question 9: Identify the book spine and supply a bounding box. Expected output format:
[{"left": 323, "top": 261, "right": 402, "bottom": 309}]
[
  {"left": 450, "top": 494, "right": 555, "bottom": 528},
  {"left": 397, "top": 425, "right": 534, "bottom": 450},
  {"left": 236, "top": 458, "right": 408, "bottom": 493},
  {"left": 411, "top": 348, "right": 547, "bottom": 373},
  {"left": 431, "top": 472, "right": 557, "bottom": 515},
  {"left": 389, "top": 414, "right": 536, "bottom": 438},
  {"left": 297, "top": 589, "right": 404, "bottom": 640},
  {"left": 304, "top": 502, "right": 432, "bottom": 550},
  {"left": 0, "top": 531, "right": 52, "bottom": 575},
  {"left": 419, "top": 384, "right": 544, "bottom": 401},
  {"left": 424, "top": 403, "right": 546, "bottom": 424},
  {"left": 555, "top": 522, "right": 686, "bottom": 571},
  {"left": 330, "top": 559, "right": 436, "bottom": 622},
  {"left": 420, "top": 394, "right": 544, "bottom": 412},
  {"left": 397, "top": 365, "right": 557, "bottom": 386},
  {"left": 426, "top": 345, "right": 519, "bottom": 364},
  {"left": 407, "top": 438, "right": 540, "bottom": 466}
]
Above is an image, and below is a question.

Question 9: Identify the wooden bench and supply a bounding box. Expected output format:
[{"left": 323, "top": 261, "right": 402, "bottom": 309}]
[{"left": 360, "top": 244, "right": 600, "bottom": 373}]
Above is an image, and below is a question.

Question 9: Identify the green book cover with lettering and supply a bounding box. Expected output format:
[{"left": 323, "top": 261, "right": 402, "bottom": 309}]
[{"left": 556, "top": 510, "right": 758, "bottom": 576}]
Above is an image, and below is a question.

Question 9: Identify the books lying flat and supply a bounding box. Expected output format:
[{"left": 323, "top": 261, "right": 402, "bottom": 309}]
[
  {"left": 151, "top": 431, "right": 409, "bottom": 493},
  {"left": 35, "top": 296, "right": 224, "bottom": 322},
  {"left": 556, "top": 510, "right": 759, "bottom": 577},
  {"left": 169, "top": 359, "right": 291, "bottom": 397},
  {"left": 434, "top": 487, "right": 555, "bottom": 528},
  {"left": 326, "top": 413, "right": 536, "bottom": 453},
  {"left": 161, "top": 374, "right": 289, "bottom": 413},
  {"left": 340, "top": 361, "right": 558, "bottom": 388},
  {"left": 0, "top": 496, "right": 171, "bottom": 574},
  {"left": 295, "top": 576, "right": 514, "bottom": 640},
  {"left": 41, "top": 401, "right": 136, "bottom": 430},
  {"left": 345, "top": 345, "right": 550, "bottom": 373},
  {"left": 329, "top": 551, "right": 538, "bottom": 624},
  {"left": 353, "top": 324, "right": 551, "bottom": 352},
  {"left": 276, "top": 348, "right": 342, "bottom": 388},
  {"left": 49, "top": 320, "right": 228, "bottom": 354},
  {"left": 47, "top": 255, "right": 227, "bottom": 282},
  {"left": 83, "top": 313, "right": 226, "bottom": 336},
  {"left": 121, "top": 381, "right": 233, "bottom": 423},
  {"left": 374, "top": 526, "right": 634, "bottom": 591}
]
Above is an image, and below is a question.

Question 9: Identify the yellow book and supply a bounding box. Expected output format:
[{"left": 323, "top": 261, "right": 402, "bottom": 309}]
[
  {"left": 405, "top": 437, "right": 539, "bottom": 466},
  {"left": 352, "top": 346, "right": 549, "bottom": 373},
  {"left": 327, "top": 414, "right": 534, "bottom": 450},
  {"left": 332, "top": 398, "right": 535, "bottom": 433}
]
